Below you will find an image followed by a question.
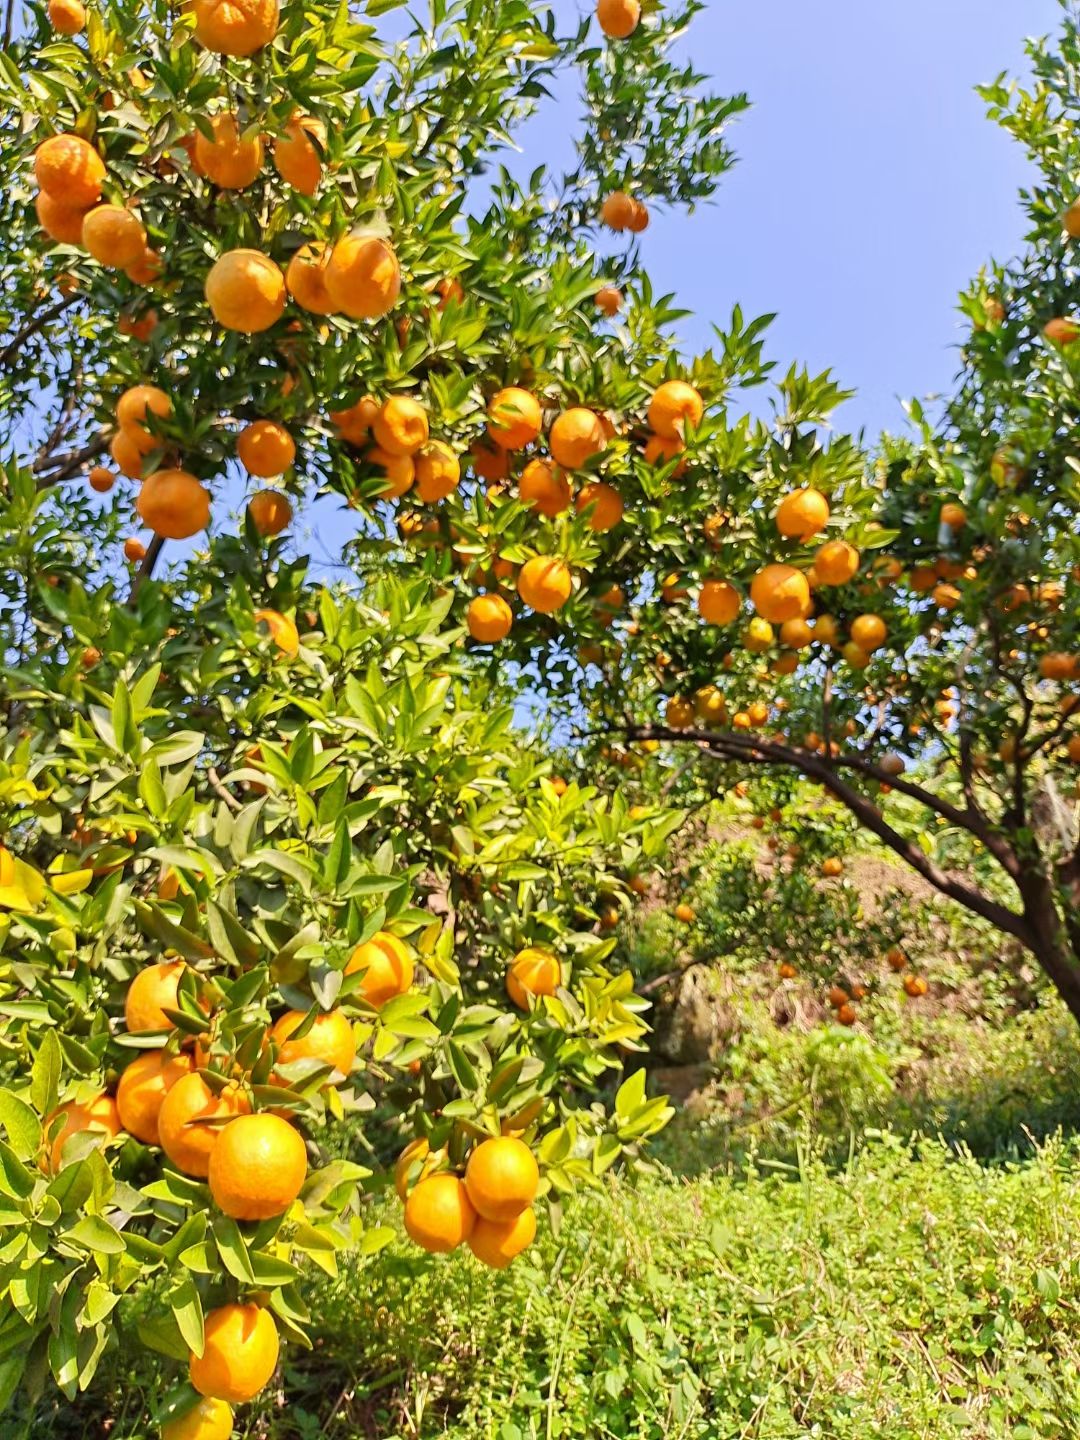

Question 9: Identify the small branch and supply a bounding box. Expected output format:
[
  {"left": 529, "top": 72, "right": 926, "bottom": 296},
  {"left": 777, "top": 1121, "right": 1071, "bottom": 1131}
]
[
  {"left": 129, "top": 536, "right": 165, "bottom": 604},
  {"left": 34, "top": 434, "right": 110, "bottom": 487},
  {"left": 207, "top": 767, "right": 243, "bottom": 813},
  {"left": 0, "top": 294, "right": 81, "bottom": 371}
]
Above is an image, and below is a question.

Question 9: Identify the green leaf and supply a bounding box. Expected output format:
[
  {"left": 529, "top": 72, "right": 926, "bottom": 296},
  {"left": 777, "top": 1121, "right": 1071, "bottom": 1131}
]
[
  {"left": 0, "top": 1089, "right": 42, "bottom": 1158},
  {"left": 169, "top": 1278, "right": 205, "bottom": 1358},
  {"left": 212, "top": 1216, "right": 256, "bottom": 1283},
  {"left": 64, "top": 1214, "right": 125, "bottom": 1255},
  {"left": 30, "top": 1031, "right": 62, "bottom": 1119}
]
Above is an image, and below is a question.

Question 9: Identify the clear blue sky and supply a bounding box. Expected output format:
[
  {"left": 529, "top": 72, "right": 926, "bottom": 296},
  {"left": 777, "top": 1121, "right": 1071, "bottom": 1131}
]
[{"left": 527, "top": 0, "right": 1063, "bottom": 435}]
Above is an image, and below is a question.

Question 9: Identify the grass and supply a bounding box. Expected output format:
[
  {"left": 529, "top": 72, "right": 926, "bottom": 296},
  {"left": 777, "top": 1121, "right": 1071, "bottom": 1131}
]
[{"left": 23, "top": 1127, "right": 1080, "bottom": 1439}]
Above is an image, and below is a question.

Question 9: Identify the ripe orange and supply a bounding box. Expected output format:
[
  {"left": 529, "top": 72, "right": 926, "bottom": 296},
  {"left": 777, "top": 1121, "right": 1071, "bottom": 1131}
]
[
  {"left": 44, "top": 1092, "right": 120, "bottom": 1173},
  {"left": 189, "top": 1303, "right": 279, "bottom": 1403},
  {"left": 517, "top": 555, "right": 572, "bottom": 613},
  {"left": 903, "top": 974, "right": 929, "bottom": 998},
  {"left": 596, "top": 0, "right": 639, "bottom": 36},
  {"left": 814, "top": 539, "right": 860, "bottom": 586},
  {"left": 468, "top": 1206, "right": 537, "bottom": 1268},
  {"left": 248, "top": 490, "right": 292, "bottom": 537},
  {"left": 35, "top": 134, "right": 105, "bottom": 209},
  {"left": 117, "top": 383, "right": 172, "bottom": 450},
  {"left": 647, "top": 380, "right": 703, "bottom": 440},
  {"left": 600, "top": 191, "right": 636, "bottom": 230},
  {"left": 467, "top": 593, "right": 513, "bottom": 643},
  {"left": 744, "top": 617, "right": 775, "bottom": 652},
  {"left": 118, "top": 308, "right": 159, "bottom": 341},
  {"left": 137, "top": 470, "right": 211, "bottom": 541},
  {"left": 237, "top": 419, "right": 295, "bottom": 477},
  {"left": 205, "top": 249, "right": 286, "bottom": 333},
  {"left": 125, "top": 959, "right": 188, "bottom": 1032},
  {"left": 1044, "top": 316, "right": 1080, "bottom": 346},
  {"left": 697, "top": 579, "right": 740, "bottom": 626},
  {"left": 575, "top": 481, "right": 623, "bottom": 531},
  {"left": 674, "top": 902, "right": 695, "bottom": 923},
  {"left": 270, "top": 1009, "right": 356, "bottom": 1077},
  {"left": 519, "top": 458, "right": 571, "bottom": 516},
  {"left": 842, "top": 641, "right": 870, "bottom": 670},
  {"left": 779, "top": 616, "right": 813, "bottom": 648},
  {"left": 367, "top": 446, "right": 415, "bottom": 498},
  {"left": 850, "top": 614, "right": 887, "bottom": 651},
  {"left": 627, "top": 199, "right": 649, "bottom": 232},
  {"left": 750, "top": 564, "right": 811, "bottom": 624},
  {"left": 345, "top": 930, "right": 414, "bottom": 1007},
  {"left": 549, "top": 407, "right": 606, "bottom": 469},
  {"left": 464, "top": 1136, "right": 539, "bottom": 1222},
  {"left": 81, "top": 203, "right": 146, "bottom": 268},
  {"left": 273, "top": 115, "right": 324, "bottom": 195},
  {"left": 642, "top": 432, "right": 686, "bottom": 472},
  {"left": 665, "top": 695, "right": 693, "bottom": 728},
  {"left": 414, "top": 442, "right": 460, "bottom": 502},
  {"left": 836, "top": 1003, "right": 857, "bottom": 1026},
  {"left": 253, "top": 608, "right": 300, "bottom": 656},
  {"left": 933, "top": 582, "right": 961, "bottom": 611},
  {"left": 776, "top": 486, "right": 829, "bottom": 539},
  {"left": 161, "top": 1397, "right": 233, "bottom": 1440},
  {"left": 48, "top": 0, "right": 85, "bottom": 32},
  {"left": 208, "top": 1112, "right": 307, "bottom": 1219},
  {"left": 940, "top": 501, "right": 966, "bottom": 529},
  {"left": 488, "top": 387, "right": 542, "bottom": 450},
  {"left": 125, "top": 247, "right": 162, "bottom": 285},
  {"left": 116, "top": 1049, "right": 192, "bottom": 1145},
  {"left": 1066, "top": 736, "right": 1080, "bottom": 763},
  {"left": 35, "top": 191, "right": 91, "bottom": 245},
  {"left": 194, "top": 113, "right": 263, "bottom": 189},
  {"left": 433, "top": 275, "right": 465, "bottom": 309},
  {"left": 404, "top": 1174, "right": 476, "bottom": 1252},
  {"left": 123, "top": 537, "right": 147, "bottom": 563},
  {"left": 372, "top": 396, "right": 429, "bottom": 457},
  {"left": 88, "top": 466, "right": 115, "bottom": 494},
  {"left": 821, "top": 857, "right": 843, "bottom": 878},
  {"left": 330, "top": 395, "right": 379, "bottom": 445},
  {"left": 394, "top": 1136, "right": 445, "bottom": 1199},
  {"left": 286, "top": 243, "right": 335, "bottom": 314},
  {"left": 192, "top": 0, "right": 278, "bottom": 55},
  {"left": 1039, "top": 652, "right": 1077, "bottom": 681},
  {"left": 158, "top": 1073, "right": 250, "bottom": 1178},
  {"left": 325, "top": 235, "right": 401, "bottom": 319},
  {"left": 595, "top": 285, "right": 623, "bottom": 315},
  {"left": 506, "top": 947, "right": 560, "bottom": 1008}
]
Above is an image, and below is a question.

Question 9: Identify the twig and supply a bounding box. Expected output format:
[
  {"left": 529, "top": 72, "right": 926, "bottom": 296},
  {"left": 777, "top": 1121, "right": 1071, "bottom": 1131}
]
[{"left": 129, "top": 535, "right": 165, "bottom": 604}]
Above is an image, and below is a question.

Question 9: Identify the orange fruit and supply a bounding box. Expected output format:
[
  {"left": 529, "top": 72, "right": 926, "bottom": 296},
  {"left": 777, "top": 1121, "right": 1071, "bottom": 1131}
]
[
  {"left": 775, "top": 486, "right": 829, "bottom": 539},
  {"left": 627, "top": 198, "right": 649, "bottom": 232},
  {"left": 48, "top": 0, "right": 86, "bottom": 32},
  {"left": 506, "top": 947, "right": 560, "bottom": 1008},
  {"left": 814, "top": 539, "right": 860, "bottom": 586},
  {"left": 1044, "top": 317, "right": 1080, "bottom": 346},
  {"left": 842, "top": 641, "right": 870, "bottom": 670},
  {"left": 933, "top": 582, "right": 961, "bottom": 611},
  {"left": 161, "top": 1396, "right": 234, "bottom": 1440},
  {"left": 464, "top": 1135, "right": 539, "bottom": 1222},
  {"left": 600, "top": 191, "right": 635, "bottom": 230},
  {"left": 1066, "top": 736, "right": 1080, "bottom": 763},
  {"left": 596, "top": 0, "right": 639, "bottom": 36},
  {"left": 118, "top": 308, "right": 159, "bottom": 341},
  {"left": 903, "top": 974, "right": 929, "bottom": 998},
  {"left": 468, "top": 1206, "right": 536, "bottom": 1268},
  {"left": 330, "top": 395, "right": 379, "bottom": 445},
  {"left": 433, "top": 275, "right": 465, "bottom": 309},
  {"left": 125, "top": 248, "right": 163, "bottom": 285},
  {"left": 940, "top": 501, "right": 966, "bottom": 528},
  {"left": 821, "top": 857, "right": 843, "bottom": 878},
  {"left": 237, "top": 419, "right": 295, "bottom": 477},
  {"left": 1040, "top": 652, "right": 1077, "bottom": 681},
  {"left": 1064, "top": 198, "right": 1080, "bottom": 238},
  {"left": 116, "top": 1049, "right": 192, "bottom": 1145},
  {"left": 575, "top": 481, "right": 623, "bottom": 531},
  {"left": 192, "top": 0, "right": 278, "bottom": 55},
  {"left": 850, "top": 614, "right": 887, "bottom": 651},
  {"left": 404, "top": 1174, "right": 476, "bottom": 1252},
  {"left": 836, "top": 1003, "right": 857, "bottom": 1026},
  {"left": 647, "top": 380, "right": 703, "bottom": 440},
  {"left": 270, "top": 1009, "right": 356, "bottom": 1078},
  {"left": 324, "top": 235, "right": 401, "bottom": 319},
  {"left": 779, "top": 617, "right": 813, "bottom": 648},
  {"left": 208, "top": 1112, "right": 307, "bottom": 1219},
  {"left": 273, "top": 115, "right": 324, "bottom": 195},
  {"left": 35, "top": 134, "right": 105, "bottom": 209},
  {"left": 253, "top": 608, "right": 300, "bottom": 656},
  {"left": 82, "top": 204, "right": 146, "bottom": 267},
  {"left": 125, "top": 959, "right": 188, "bottom": 1032},
  {"left": 123, "top": 537, "right": 147, "bottom": 563},
  {"left": 189, "top": 1303, "right": 279, "bottom": 1403},
  {"left": 595, "top": 285, "right": 622, "bottom": 315},
  {"left": 744, "top": 617, "right": 775, "bottom": 652},
  {"left": 137, "top": 470, "right": 211, "bottom": 541},
  {"left": 674, "top": 901, "right": 695, "bottom": 923},
  {"left": 488, "top": 387, "right": 542, "bottom": 450},
  {"left": 697, "top": 579, "right": 740, "bottom": 625},
  {"left": 194, "top": 113, "right": 262, "bottom": 189},
  {"left": 414, "top": 442, "right": 460, "bottom": 502},
  {"left": 750, "top": 564, "right": 811, "bottom": 624},
  {"left": 372, "top": 396, "right": 429, "bottom": 457},
  {"left": 158, "top": 1073, "right": 250, "bottom": 1178},
  {"left": 345, "top": 930, "right": 414, "bottom": 1007},
  {"left": 35, "top": 191, "right": 91, "bottom": 245},
  {"left": 116, "top": 384, "right": 172, "bottom": 450},
  {"left": 467, "top": 593, "right": 513, "bottom": 643},
  {"left": 43, "top": 1092, "right": 120, "bottom": 1174},
  {"left": 88, "top": 466, "right": 115, "bottom": 494},
  {"left": 205, "top": 249, "right": 286, "bottom": 333},
  {"left": 366, "top": 446, "right": 415, "bottom": 498},
  {"left": 549, "top": 407, "right": 606, "bottom": 469},
  {"left": 286, "top": 243, "right": 335, "bottom": 314},
  {"left": 248, "top": 490, "right": 292, "bottom": 537},
  {"left": 665, "top": 695, "right": 693, "bottom": 728},
  {"left": 519, "top": 458, "right": 571, "bottom": 516},
  {"left": 642, "top": 431, "right": 686, "bottom": 474},
  {"left": 517, "top": 555, "right": 572, "bottom": 613}
]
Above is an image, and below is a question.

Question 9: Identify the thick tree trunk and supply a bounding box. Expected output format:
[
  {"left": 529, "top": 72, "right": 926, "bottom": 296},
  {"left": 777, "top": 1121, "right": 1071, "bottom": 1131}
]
[{"left": 1018, "top": 869, "right": 1080, "bottom": 1026}]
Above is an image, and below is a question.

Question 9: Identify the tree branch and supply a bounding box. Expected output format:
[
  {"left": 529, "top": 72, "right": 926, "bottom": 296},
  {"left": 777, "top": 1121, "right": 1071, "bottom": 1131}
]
[
  {"left": 129, "top": 536, "right": 165, "bottom": 604},
  {"left": 0, "top": 294, "right": 81, "bottom": 372}
]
